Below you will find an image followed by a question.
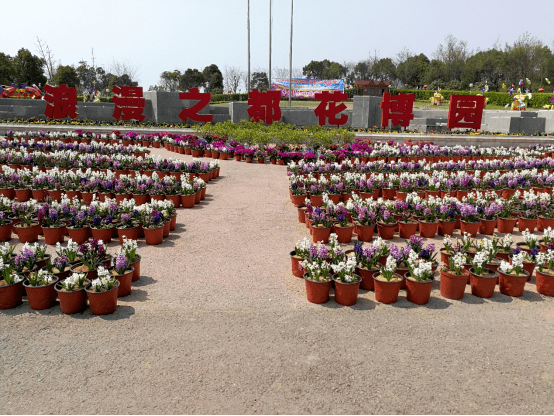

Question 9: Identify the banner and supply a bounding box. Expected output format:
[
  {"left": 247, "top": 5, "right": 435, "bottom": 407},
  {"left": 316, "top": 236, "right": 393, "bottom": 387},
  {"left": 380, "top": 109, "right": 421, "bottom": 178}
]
[{"left": 271, "top": 78, "right": 344, "bottom": 99}]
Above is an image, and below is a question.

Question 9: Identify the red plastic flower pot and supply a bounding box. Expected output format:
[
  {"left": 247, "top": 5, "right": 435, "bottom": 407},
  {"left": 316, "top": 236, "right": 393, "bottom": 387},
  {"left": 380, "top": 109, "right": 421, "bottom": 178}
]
[
  {"left": 55, "top": 282, "right": 89, "bottom": 314},
  {"left": 144, "top": 226, "right": 164, "bottom": 245},
  {"left": 479, "top": 219, "right": 497, "bottom": 235},
  {"left": 377, "top": 222, "right": 396, "bottom": 240},
  {"left": 165, "top": 195, "right": 180, "bottom": 209},
  {"left": 91, "top": 226, "right": 114, "bottom": 244},
  {"left": 42, "top": 226, "right": 66, "bottom": 245},
  {"left": 290, "top": 251, "right": 304, "bottom": 278},
  {"left": 497, "top": 217, "right": 517, "bottom": 234},
  {"left": 180, "top": 194, "right": 195, "bottom": 208},
  {"left": 304, "top": 277, "right": 332, "bottom": 304},
  {"left": 13, "top": 222, "right": 40, "bottom": 244},
  {"left": 23, "top": 278, "right": 58, "bottom": 310},
  {"left": 110, "top": 267, "right": 134, "bottom": 297},
  {"left": 309, "top": 195, "right": 323, "bottom": 207},
  {"left": 15, "top": 188, "right": 32, "bottom": 202},
  {"left": 536, "top": 269, "right": 554, "bottom": 296},
  {"left": 130, "top": 255, "right": 141, "bottom": 282},
  {"left": 518, "top": 217, "right": 537, "bottom": 233},
  {"left": 357, "top": 267, "right": 376, "bottom": 290},
  {"left": 0, "top": 220, "right": 12, "bottom": 242},
  {"left": 460, "top": 221, "right": 480, "bottom": 238},
  {"left": 163, "top": 220, "right": 170, "bottom": 238},
  {"left": 398, "top": 221, "right": 418, "bottom": 239},
  {"left": 332, "top": 224, "right": 354, "bottom": 244},
  {"left": 498, "top": 270, "right": 529, "bottom": 297},
  {"left": 117, "top": 226, "right": 139, "bottom": 244},
  {"left": 418, "top": 221, "right": 438, "bottom": 238},
  {"left": 312, "top": 225, "right": 331, "bottom": 244},
  {"left": 469, "top": 268, "right": 498, "bottom": 298},
  {"left": 440, "top": 269, "right": 469, "bottom": 300},
  {"left": 356, "top": 224, "right": 375, "bottom": 242},
  {"left": 333, "top": 277, "right": 361, "bottom": 306},
  {"left": 438, "top": 220, "right": 456, "bottom": 236},
  {"left": 0, "top": 279, "right": 24, "bottom": 309},
  {"left": 405, "top": 273, "right": 433, "bottom": 305},
  {"left": 86, "top": 282, "right": 120, "bottom": 315},
  {"left": 373, "top": 273, "right": 403, "bottom": 304},
  {"left": 132, "top": 194, "right": 148, "bottom": 206}
]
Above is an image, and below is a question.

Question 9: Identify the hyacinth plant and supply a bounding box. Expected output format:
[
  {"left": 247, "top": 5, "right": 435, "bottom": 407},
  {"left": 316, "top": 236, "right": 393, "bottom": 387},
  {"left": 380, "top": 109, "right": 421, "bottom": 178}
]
[
  {"left": 497, "top": 234, "right": 514, "bottom": 254},
  {"left": 300, "top": 259, "right": 331, "bottom": 282},
  {"left": 405, "top": 236, "right": 437, "bottom": 263},
  {"left": 499, "top": 252, "right": 526, "bottom": 276},
  {"left": 90, "top": 214, "right": 114, "bottom": 230},
  {"left": 294, "top": 237, "right": 311, "bottom": 259},
  {"left": 535, "top": 250, "right": 554, "bottom": 274},
  {"left": 119, "top": 237, "right": 139, "bottom": 264},
  {"left": 521, "top": 229, "right": 539, "bottom": 251},
  {"left": 406, "top": 251, "right": 434, "bottom": 282},
  {"left": 0, "top": 242, "right": 15, "bottom": 263},
  {"left": 79, "top": 239, "right": 107, "bottom": 271},
  {"left": 0, "top": 258, "right": 22, "bottom": 286},
  {"left": 56, "top": 239, "right": 80, "bottom": 262},
  {"left": 26, "top": 269, "right": 56, "bottom": 287},
  {"left": 70, "top": 210, "right": 89, "bottom": 229},
  {"left": 471, "top": 251, "right": 490, "bottom": 276},
  {"left": 310, "top": 206, "right": 333, "bottom": 228},
  {"left": 459, "top": 203, "right": 480, "bottom": 223},
  {"left": 113, "top": 252, "right": 129, "bottom": 275},
  {"left": 331, "top": 256, "right": 359, "bottom": 283},
  {"left": 378, "top": 255, "right": 399, "bottom": 281},
  {"left": 89, "top": 266, "right": 118, "bottom": 292},
  {"left": 445, "top": 252, "right": 466, "bottom": 275},
  {"left": 354, "top": 243, "right": 381, "bottom": 270},
  {"left": 328, "top": 234, "right": 345, "bottom": 265},
  {"left": 59, "top": 272, "right": 87, "bottom": 291}
]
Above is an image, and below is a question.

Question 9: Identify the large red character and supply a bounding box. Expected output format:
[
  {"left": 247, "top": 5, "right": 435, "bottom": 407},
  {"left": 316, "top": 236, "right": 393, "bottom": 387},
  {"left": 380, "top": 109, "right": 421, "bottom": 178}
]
[
  {"left": 178, "top": 88, "right": 213, "bottom": 123},
  {"left": 247, "top": 89, "right": 281, "bottom": 124},
  {"left": 112, "top": 86, "right": 146, "bottom": 121},
  {"left": 313, "top": 91, "right": 348, "bottom": 126},
  {"left": 43, "top": 84, "right": 78, "bottom": 119},
  {"left": 380, "top": 92, "right": 415, "bottom": 128},
  {"left": 447, "top": 95, "right": 485, "bottom": 130}
]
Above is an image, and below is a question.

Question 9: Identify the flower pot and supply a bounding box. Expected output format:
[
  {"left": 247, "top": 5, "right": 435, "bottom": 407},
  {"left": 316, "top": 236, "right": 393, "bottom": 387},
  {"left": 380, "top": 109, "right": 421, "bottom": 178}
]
[
  {"left": 332, "top": 223, "right": 354, "bottom": 244},
  {"left": 356, "top": 223, "right": 375, "bottom": 242},
  {"left": 55, "top": 281, "right": 90, "bottom": 314},
  {"left": 309, "top": 195, "right": 323, "bottom": 207},
  {"left": 0, "top": 278, "right": 24, "bottom": 309},
  {"left": 85, "top": 281, "right": 120, "bottom": 315},
  {"left": 333, "top": 276, "right": 361, "bottom": 306},
  {"left": 132, "top": 194, "right": 148, "bottom": 206},
  {"left": 405, "top": 273, "right": 433, "bottom": 305},
  {"left": 81, "top": 192, "right": 94, "bottom": 205},
  {"left": 398, "top": 220, "right": 418, "bottom": 239},
  {"left": 180, "top": 194, "right": 196, "bottom": 208},
  {"left": 440, "top": 269, "right": 469, "bottom": 300},
  {"left": 497, "top": 217, "right": 518, "bottom": 234},
  {"left": 23, "top": 278, "right": 59, "bottom": 310},
  {"left": 357, "top": 267, "right": 377, "bottom": 291},
  {"left": 165, "top": 194, "right": 181, "bottom": 209},
  {"left": 291, "top": 194, "right": 307, "bottom": 207},
  {"left": 67, "top": 226, "right": 89, "bottom": 245},
  {"left": 469, "top": 267, "right": 498, "bottom": 298},
  {"left": 377, "top": 222, "right": 396, "bottom": 240},
  {"left": 31, "top": 189, "right": 46, "bottom": 202},
  {"left": 42, "top": 225, "right": 66, "bottom": 245},
  {"left": 110, "top": 267, "right": 134, "bottom": 297},
  {"left": 312, "top": 225, "right": 332, "bottom": 244},
  {"left": 418, "top": 221, "right": 438, "bottom": 238},
  {"left": 538, "top": 217, "right": 554, "bottom": 233},
  {"left": 144, "top": 225, "right": 164, "bottom": 245},
  {"left": 0, "top": 220, "right": 13, "bottom": 242},
  {"left": 502, "top": 188, "right": 517, "bottom": 199},
  {"left": 290, "top": 251, "right": 304, "bottom": 278},
  {"left": 536, "top": 269, "right": 554, "bottom": 296},
  {"left": 130, "top": 255, "right": 141, "bottom": 282},
  {"left": 115, "top": 193, "right": 132, "bottom": 204},
  {"left": 117, "top": 226, "right": 139, "bottom": 244},
  {"left": 460, "top": 220, "right": 480, "bottom": 238},
  {"left": 382, "top": 188, "right": 396, "bottom": 200},
  {"left": 163, "top": 220, "right": 170, "bottom": 237},
  {"left": 91, "top": 226, "right": 114, "bottom": 244},
  {"left": 70, "top": 263, "right": 98, "bottom": 281},
  {"left": 169, "top": 214, "right": 177, "bottom": 231},
  {"left": 498, "top": 270, "right": 529, "bottom": 297},
  {"left": 438, "top": 220, "right": 456, "bottom": 236},
  {"left": 440, "top": 249, "right": 454, "bottom": 265},
  {"left": 297, "top": 206, "right": 306, "bottom": 223},
  {"left": 13, "top": 222, "right": 40, "bottom": 244},
  {"left": 15, "top": 188, "right": 31, "bottom": 202},
  {"left": 518, "top": 217, "right": 537, "bottom": 233},
  {"left": 479, "top": 219, "right": 497, "bottom": 235},
  {"left": 194, "top": 191, "right": 201, "bottom": 204},
  {"left": 373, "top": 272, "right": 403, "bottom": 304},
  {"left": 304, "top": 276, "right": 332, "bottom": 304}
]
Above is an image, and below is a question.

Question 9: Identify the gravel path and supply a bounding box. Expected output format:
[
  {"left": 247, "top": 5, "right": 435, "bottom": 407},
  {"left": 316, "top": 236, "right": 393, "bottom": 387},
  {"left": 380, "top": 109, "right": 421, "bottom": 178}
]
[{"left": 2, "top": 148, "right": 554, "bottom": 414}]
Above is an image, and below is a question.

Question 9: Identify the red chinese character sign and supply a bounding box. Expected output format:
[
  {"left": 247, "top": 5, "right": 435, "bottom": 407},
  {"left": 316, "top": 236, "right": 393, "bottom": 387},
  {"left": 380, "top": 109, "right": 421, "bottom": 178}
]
[
  {"left": 178, "top": 88, "right": 213, "bottom": 124},
  {"left": 313, "top": 91, "right": 348, "bottom": 126},
  {"left": 112, "top": 86, "right": 145, "bottom": 121},
  {"left": 247, "top": 89, "right": 281, "bottom": 124},
  {"left": 43, "top": 84, "right": 78, "bottom": 119},
  {"left": 380, "top": 92, "right": 415, "bottom": 128},
  {"left": 447, "top": 95, "right": 485, "bottom": 130}
]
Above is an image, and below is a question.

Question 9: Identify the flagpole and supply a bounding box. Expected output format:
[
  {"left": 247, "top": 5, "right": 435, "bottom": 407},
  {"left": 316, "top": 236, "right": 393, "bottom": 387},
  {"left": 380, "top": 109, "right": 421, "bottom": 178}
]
[
  {"left": 289, "top": 0, "right": 293, "bottom": 108},
  {"left": 247, "top": 0, "right": 251, "bottom": 93},
  {"left": 268, "top": 0, "right": 272, "bottom": 92}
]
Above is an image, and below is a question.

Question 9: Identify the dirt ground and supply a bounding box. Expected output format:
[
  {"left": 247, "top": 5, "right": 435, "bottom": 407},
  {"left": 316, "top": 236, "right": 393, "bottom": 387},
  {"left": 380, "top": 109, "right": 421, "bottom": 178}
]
[{"left": 2, "top": 147, "right": 554, "bottom": 414}]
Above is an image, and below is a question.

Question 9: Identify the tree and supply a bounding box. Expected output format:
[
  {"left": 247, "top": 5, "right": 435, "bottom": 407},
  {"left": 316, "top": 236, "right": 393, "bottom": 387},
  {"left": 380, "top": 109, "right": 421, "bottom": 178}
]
[
  {"left": 461, "top": 49, "right": 504, "bottom": 90},
  {"left": 423, "top": 59, "right": 447, "bottom": 87},
  {"left": 224, "top": 66, "right": 244, "bottom": 93},
  {"left": 159, "top": 70, "right": 181, "bottom": 91},
  {"left": 251, "top": 71, "right": 269, "bottom": 91},
  {"left": 53, "top": 65, "right": 79, "bottom": 88},
  {"left": 179, "top": 68, "right": 204, "bottom": 91},
  {"left": 433, "top": 34, "right": 469, "bottom": 82},
  {"left": 0, "top": 53, "right": 15, "bottom": 85},
  {"left": 202, "top": 64, "right": 224, "bottom": 93},
  {"left": 272, "top": 67, "right": 303, "bottom": 79},
  {"left": 302, "top": 59, "right": 344, "bottom": 79},
  {"left": 370, "top": 58, "right": 396, "bottom": 81},
  {"left": 396, "top": 53, "right": 429, "bottom": 88},
  {"left": 35, "top": 37, "right": 56, "bottom": 84},
  {"left": 108, "top": 59, "right": 140, "bottom": 86},
  {"left": 13, "top": 48, "right": 47, "bottom": 87},
  {"left": 354, "top": 60, "right": 371, "bottom": 80},
  {"left": 76, "top": 61, "right": 97, "bottom": 91},
  {"left": 322, "top": 62, "right": 346, "bottom": 79}
]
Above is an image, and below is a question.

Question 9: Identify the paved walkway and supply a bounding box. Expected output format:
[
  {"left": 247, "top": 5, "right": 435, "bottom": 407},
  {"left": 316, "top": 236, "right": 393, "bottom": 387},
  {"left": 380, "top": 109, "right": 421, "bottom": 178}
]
[{"left": 2, "top": 149, "right": 554, "bottom": 414}]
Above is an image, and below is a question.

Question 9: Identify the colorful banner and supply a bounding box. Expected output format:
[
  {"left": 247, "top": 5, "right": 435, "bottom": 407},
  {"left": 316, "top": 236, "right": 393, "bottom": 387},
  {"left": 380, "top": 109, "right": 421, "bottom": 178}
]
[{"left": 271, "top": 78, "right": 344, "bottom": 99}]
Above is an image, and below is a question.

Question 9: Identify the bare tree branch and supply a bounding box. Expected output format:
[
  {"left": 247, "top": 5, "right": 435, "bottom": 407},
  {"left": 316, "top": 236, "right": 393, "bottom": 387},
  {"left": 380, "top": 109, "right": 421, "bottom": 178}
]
[{"left": 35, "top": 37, "right": 56, "bottom": 83}]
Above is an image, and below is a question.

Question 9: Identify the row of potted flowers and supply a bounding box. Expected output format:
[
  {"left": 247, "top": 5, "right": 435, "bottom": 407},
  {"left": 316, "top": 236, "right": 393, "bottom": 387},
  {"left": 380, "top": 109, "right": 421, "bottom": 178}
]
[
  {"left": 292, "top": 232, "right": 554, "bottom": 306},
  {"left": 6, "top": 130, "right": 162, "bottom": 147},
  {"left": 0, "top": 237, "right": 142, "bottom": 314}
]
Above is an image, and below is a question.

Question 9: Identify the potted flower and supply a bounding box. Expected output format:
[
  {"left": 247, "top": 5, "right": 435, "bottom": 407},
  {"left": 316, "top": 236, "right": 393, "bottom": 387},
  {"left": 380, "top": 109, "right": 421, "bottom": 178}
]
[
  {"left": 49, "top": 255, "right": 73, "bottom": 281},
  {"left": 55, "top": 272, "right": 89, "bottom": 314},
  {"left": 12, "top": 203, "right": 40, "bottom": 243},
  {"left": 0, "top": 211, "right": 13, "bottom": 242},
  {"left": 0, "top": 259, "right": 24, "bottom": 309},
  {"left": 405, "top": 252, "right": 434, "bottom": 305},
  {"left": 437, "top": 202, "right": 458, "bottom": 236},
  {"left": 331, "top": 205, "right": 354, "bottom": 243},
  {"left": 377, "top": 207, "right": 397, "bottom": 240},
  {"left": 310, "top": 206, "right": 333, "bottom": 244},
  {"left": 479, "top": 201, "right": 500, "bottom": 235},
  {"left": 519, "top": 191, "right": 538, "bottom": 232},
  {"left": 517, "top": 229, "right": 539, "bottom": 254},
  {"left": 396, "top": 201, "right": 418, "bottom": 239},
  {"left": 67, "top": 210, "right": 90, "bottom": 245},
  {"left": 120, "top": 237, "right": 141, "bottom": 281},
  {"left": 353, "top": 205, "right": 376, "bottom": 242},
  {"left": 418, "top": 205, "right": 439, "bottom": 238},
  {"left": 109, "top": 251, "right": 134, "bottom": 297},
  {"left": 301, "top": 258, "right": 332, "bottom": 304},
  {"left": 497, "top": 195, "right": 519, "bottom": 234},
  {"left": 291, "top": 237, "right": 310, "bottom": 278},
  {"left": 373, "top": 255, "right": 403, "bottom": 304},
  {"left": 90, "top": 214, "right": 115, "bottom": 243},
  {"left": 469, "top": 251, "right": 499, "bottom": 298},
  {"left": 440, "top": 252, "right": 469, "bottom": 300},
  {"left": 331, "top": 256, "right": 361, "bottom": 306},
  {"left": 71, "top": 239, "right": 108, "bottom": 281},
  {"left": 535, "top": 250, "right": 554, "bottom": 296},
  {"left": 85, "top": 266, "right": 120, "bottom": 315},
  {"left": 180, "top": 182, "right": 196, "bottom": 209},
  {"left": 354, "top": 243, "right": 381, "bottom": 290},
  {"left": 23, "top": 269, "right": 58, "bottom": 310},
  {"left": 495, "top": 234, "right": 513, "bottom": 261},
  {"left": 459, "top": 203, "right": 480, "bottom": 237},
  {"left": 498, "top": 253, "right": 529, "bottom": 297},
  {"left": 39, "top": 206, "right": 66, "bottom": 245},
  {"left": 116, "top": 212, "right": 139, "bottom": 243},
  {"left": 142, "top": 209, "right": 164, "bottom": 245}
]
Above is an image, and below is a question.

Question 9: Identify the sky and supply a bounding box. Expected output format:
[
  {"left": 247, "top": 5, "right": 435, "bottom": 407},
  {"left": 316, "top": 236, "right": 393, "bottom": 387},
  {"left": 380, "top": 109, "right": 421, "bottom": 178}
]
[{"left": 5, "top": 0, "right": 554, "bottom": 89}]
